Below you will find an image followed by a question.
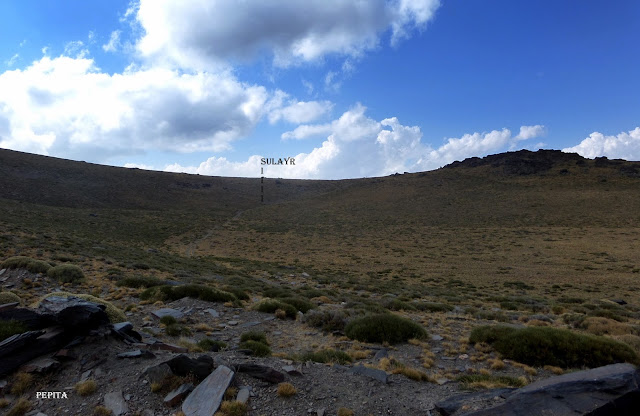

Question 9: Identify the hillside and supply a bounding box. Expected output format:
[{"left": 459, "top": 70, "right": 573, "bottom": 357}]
[{"left": 1, "top": 148, "right": 640, "bottom": 415}]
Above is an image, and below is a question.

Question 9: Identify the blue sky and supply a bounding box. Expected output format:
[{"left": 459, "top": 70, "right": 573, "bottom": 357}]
[{"left": 1, "top": 0, "right": 638, "bottom": 179}]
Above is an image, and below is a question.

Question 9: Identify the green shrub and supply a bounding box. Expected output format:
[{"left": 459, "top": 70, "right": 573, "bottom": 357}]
[
  {"left": 254, "top": 299, "right": 297, "bottom": 318},
  {"left": 263, "top": 287, "right": 293, "bottom": 299},
  {"left": 414, "top": 302, "right": 454, "bottom": 313},
  {"left": 0, "top": 291, "right": 21, "bottom": 305},
  {"left": 299, "top": 349, "right": 352, "bottom": 365},
  {"left": 197, "top": 338, "right": 227, "bottom": 351},
  {"left": 278, "top": 297, "right": 315, "bottom": 313},
  {"left": 240, "top": 331, "right": 268, "bottom": 345},
  {"left": 165, "top": 324, "right": 191, "bottom": 337},
  {"left": 470, "top": 325, "right": 639, "bottom": 368},
  {"left": 1, "top": 256, "right": 51, "bottom": 274},
  {"left": 240, "top": 340, "right": 271, "bottom": 357},
  {"left": 345, "top": 313, "right": 427, "bottom": 344},
  {"left": 36, "top": 292, "right": 126, "bottom": 323},
  {"left": 224, "top": 287, "right": 250, "bottom": 301},
  {"left": 140, "top": 284, "right": 236, "bottom": 303},
  {"left": 303, "top": 310, "right": 347, "bottom": 332},
  {"left": 0, "top": 319, "right": 27, "bottom": 342},
  {"left": 116, "top": 275, "right": 163, "bottom": 289},
  {"left": 159, "top": 315, "right": 178, "bottom": 325},
  {"left": 383, "top": 298, "right": 417, "bottom": 311},
  {"left": 47, "top": 264, "right": 85, "bottom": 283}
]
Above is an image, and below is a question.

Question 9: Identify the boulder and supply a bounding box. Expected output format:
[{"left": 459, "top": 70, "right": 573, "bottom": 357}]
[
  {"left": 144, "top": 363, "right": 173, "bottom": 384},
  {"left": 435, "top": 388, "right": 516, "bottom": 415},
  {"left": 37, "top": 296, "right": 109, "bottom": 330},
  {"left": 117, "top": 349, "right": 155, "bottom": 359},
  {"left": 350, "top": 365, "right": 388, "bottom": 384},
  {"left": 152, "top": 308, "right": 184, "bottom": 320},
  {"left": 165, "top": 355, "right": 214, "bottom": 380},
  {"left": 104, "top": 390, "right": 129, "bottom": 416},
  {"left": 182, "top": 365, "right": 234, "bottom": 416},
  {"left": 465, "top": 363, "right": 640, "bottom": 416}
]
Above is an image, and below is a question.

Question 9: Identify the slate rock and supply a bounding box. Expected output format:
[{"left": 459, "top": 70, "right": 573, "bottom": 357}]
[
  {"left": 282, "top": 365, "right": 303, "bottom": 376},
  {"left": 466, "top": 363, "right": 640, "bottom": 416},
  {"left": 20, "top": 357, "right": 60, "bottom": 374},
  {"left": 204, "top": 309, "right": 219, "bottom": 318},
  {"left": 349, "top": 365, "right": 388, "bottom": 384},
  {"left": 164, "top": 383, "right": 194, "bottom": 407},
  {"left": 117, "top": 349, "right": 155, "bottom": 359},
  {"left": 104, "top": 390, "right": 129, "bottom": 416},
  {"left": 165, "top": 354, "right": 213, "bottom": 380},
  {"left": 234, "top": 363, "right": 285, "bottom": 383},
  {"left": 152, "top": 308, "right": 184, "bottom": 320},
  {"left": 182, "top": 365, "right": 234, "bottom": 416},
  {"left": 435, "top": 388, "right": 516, "bottom": 415},
  {"left": 236, "top": 387, "right": 250, "bottom": 404},
  {"left": 144, "top": 363, "right": 173, "bottom": 384},
  {"left": 0, "top": 302, "right": 19, "bottom": 312},
  {"left": 38, "top": 296, "right": 109, "bottom": 330},
  {"left": 374, "top": 348, "right": 388, "bottom": 360}
]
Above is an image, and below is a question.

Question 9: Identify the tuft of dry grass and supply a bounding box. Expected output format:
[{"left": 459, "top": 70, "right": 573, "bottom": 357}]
[
  {"left": 276, "top": 382, "right": 297, "bottom": 397},
  {"left": 93, "top": 406, "right": 112, "bottom": 416},
  {"left": 10, "top": 372, "right": 33, "bottom": 395},
  {"left": 582, "top": 317, "right": 634, "bottom": 336},
  {"left": 6, "top": 398, "right": 32, "bottom": 416},
  {"left": 337, "top": 408, "right": 355, "bottom": 416},
  {"left": 75, "top": 379, "right": 97, "bottom": 396},
  {"left": 543, "top": 365, "right": 564, "bottom": 375},
  {"left": 224, "top": 387, "right": 238, "bottom": 400},
  {"left": 0, "top": 398, "right": 9, "bottom": 408},
  {"left": 488, "top": 358, "right": 505, "bottom": 370},
  {"left": 216, "top": 401, "right": 247, "bottom": 416}
]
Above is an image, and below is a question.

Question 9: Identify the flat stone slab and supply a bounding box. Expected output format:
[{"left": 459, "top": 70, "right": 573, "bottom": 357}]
[
  {"left": 0, "top": 302, "right": 19, "bottom": 312},
  {"left": 152, "top": 308, "right": 184, "bottom": 320},
  {"left": 20, "top": 357, "right": 60, "bottom": 374},
  {"left": 466, "top": 363, "right": 640, "bottom": 416},
  {"left": 236, "top": 387, "right": 250, "bottom": 404},
  {"left": 164, "top": 383, "right": 194, "bottom": 407},
  {"left": 204, "top": 309, "right": 219, "bottom": 318},
  {"left": 104, "top": 390, "right": 129, "bottom": 416},
  {"left": 182, "top": 365, "right": 234, "bottom": 416},
  {"left": 117, "top": 349, "right": 155, "bottom": 359},
  {"left": 349, "top": 365, "right": 388, "bottom": 384}
]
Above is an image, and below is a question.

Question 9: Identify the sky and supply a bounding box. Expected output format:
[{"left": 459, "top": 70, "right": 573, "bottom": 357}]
[{"left": 0, "top": 0, "right": 639, "bottom": 179}]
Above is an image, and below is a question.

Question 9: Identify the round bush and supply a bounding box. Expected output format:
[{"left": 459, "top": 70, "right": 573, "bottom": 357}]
[
  {"left": 255, "top": 299, "right": 297, "bottom": 318},
  {"left": 1, "top": 256, "right": 52, "bottom": 274},
  {"left": 0, "top": 291, "right": 21, "bottom": 305},
  {"left": 240, "top": 340, "right": 271, "bottom": 357},
  {"left": 345, "top": 313, "right": 427, "bottom": 344},
  {"left": 47, "top": 264, "right": 85, "bottom": 283}
]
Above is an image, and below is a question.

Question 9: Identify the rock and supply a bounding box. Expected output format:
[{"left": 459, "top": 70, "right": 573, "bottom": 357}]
[
  {"left": 0, "top": 327, "right": 66, "bottom": 377},
  {"left": 164, "top": 383, "right": 194, "bottom": 407},
  {"left": 81, "top": 370, "right": 92, "bottom": 382},
  {"left": 317, "top": 408, "right": 326, "bottom": 416},
  {"left": 466, "top": 363, "right": 640, "bottom": 416},
  {"left": 104, "top": 390, "right": 129, "bottom": 416},
  {"left": 20, "top": 357, "right": 60, "bottom": 374},
  {"left": 301, "top": 272, "right": 310, "bottom": 277},
  {"left": 0, "top": 268, "right": 5, "bottom": 276},
  {"left": 431, "top": 334, "right": 444, "bottom": 341},
  {"left": 0, "top": 302, "right": 19, "bottom": 312},
  {"left": 436, "top": 378, "right": 449, "bottom": 385},
  {"left": 0, "top": 379, "right": 7, "bottom": 392},
  {"left": 374, "top": 348, "right": 388, "bottom": 360},
  {"left": 165, "top": 355, "right": 214, "bottom": 380},
  {"left": 182, "top": 365, "right": 234, "bottom": 416},
  {"left": 144, "top": 363, "right": 173, "bottom": 384},
  {"left": 611, "top": 299, "right": 627, "bottom": 306},
  {"left": 435, "top": 388, "right": 515, "bottom": 415},
  {"left": 53, "top": 349, "right": 77, "bottom": 361},
  {"left": 204, "top": 309, "right": 219, "bottom": 318},
  {"left": 236, "top": 387, "right": 250, "bottom": 404},
  {"left": 349, "top": 365, "right": 388, "bottom": 384},
  {"left": 38, "top": 296, "right": 109, "bottom": 330},
  {"left": 111, "top": 322, "right": 142, "bottom": 342},
  {"left": 282, "top": 365, "right": 303, "bottom": 376},
  {"left": 234, "top": 363, "right": 285, "bottom": 383},
  {"left": 152, "top": 308, "right": 184, "bottom": 320},
  {"left": 239, "top": 321, "right": 260, "bottom": 328},
  {"left": 227, "top": 320, "right": 238, "bottom": 326},
  {"left": 147, "top": 341, "right": 188, "bottom": 353},
  {"left": 117, "top": 349, "right": 155, "bottom": 359}
]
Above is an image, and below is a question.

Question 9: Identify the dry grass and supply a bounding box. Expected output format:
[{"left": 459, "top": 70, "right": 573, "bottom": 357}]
[
  {"left": 488, "top": 358, "right": 505, "bottom": 370},
  {"left": 337, "top": 408, "right": 355, "bottom": 416},
  {"left": 74, "top": 379, "right": 97, "bottom": 396},
  {"left": 93, "top": 406, "right": 112, "bottom": 416},
  {"left": 0, "top": 398, "right": 9, "bottom": 408},
  {"left": 216, "top": 401, "right": 247, "bottom": 416},
  {"left": 582, "top": 317, "right": 635, "bottom": 336},
  {"left": 6, "top": 398, "right": 32, "bottom": 416},
  {"left": 276, "top": 382, "right": 297, "bottom": 397},
  {"left": 10, "top": 372, "right": 33, "bottom": 395},
  {"left": 543, "top": 365, "right": 564, "bottom": 375}
]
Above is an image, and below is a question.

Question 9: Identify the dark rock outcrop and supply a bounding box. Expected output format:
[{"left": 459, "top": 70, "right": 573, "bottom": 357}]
[
  {"left": 165, "top": 354, "right": 214, "bottom": 380},
  {"left": 462, "top": 363, "right": 640, "bottom": 416}
]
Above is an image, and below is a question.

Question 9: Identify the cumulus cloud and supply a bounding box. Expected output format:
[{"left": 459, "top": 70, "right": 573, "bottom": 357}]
[
  {"left": 563, "top": 127, "right": 640, "bottom": 160},
  {"left": 515, "top": 124, "right": 546, "bottom": 141},
  {"left": 0, "top": 53, "right": 271, "bottom": 161},
  {"left": 268, "top": 99, "right": 333, "bottom": 124},
  {"left": 134, "top": 0, "right": 440, "bottom": 69},
  {"left": 169, "top": 105, "right": 544, "bottom": 179}
]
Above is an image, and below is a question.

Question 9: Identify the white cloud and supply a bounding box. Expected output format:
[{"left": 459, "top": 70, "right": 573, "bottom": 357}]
[
  {"left": 63, "top": 41, "right": 89, "bottom": 58},
  {"left": 6, "top": 54, "right": 19, "bottom": 67},
  {"left": 103, "top": 30, "right": 122, "bottom": 52},
  {"left": 563, "top": 127, "right": 640, "bottom": 160},
  {"left": 134, "top": 0, "right": 440, "bottom": 70},
  {"left": 268, "top": 100, "right": 333, "bottom": 124},
  {"left": 0, "top": 54, "right": 270, "bottom": 162},
  {"left": 302, "top": 79, "right": 314, "bottom": 95},
  {"left": 172, "top": 105, "right": 542, "bottom": 179},
  {"left": 515, "top": 124, "right": 546, "bottom": 141}
]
